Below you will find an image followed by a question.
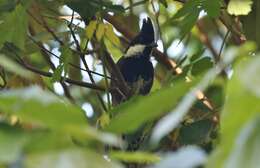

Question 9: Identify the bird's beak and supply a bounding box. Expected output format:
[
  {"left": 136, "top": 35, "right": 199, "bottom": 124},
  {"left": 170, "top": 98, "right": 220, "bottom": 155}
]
[{"left": 149, "top": 42, "right": 158, "bottom": 48}]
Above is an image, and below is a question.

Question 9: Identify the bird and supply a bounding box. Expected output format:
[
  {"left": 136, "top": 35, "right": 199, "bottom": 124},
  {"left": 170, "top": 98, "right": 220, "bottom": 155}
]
[
  {"left": 110, "top": 17, "right": 157, "bottom": 152},
  {"left": 111, "top": 17, "right": 157, "bottom": 106}
]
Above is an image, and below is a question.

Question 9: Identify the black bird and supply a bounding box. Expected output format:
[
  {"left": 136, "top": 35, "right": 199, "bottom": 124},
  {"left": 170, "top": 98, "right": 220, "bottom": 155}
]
[{"left": 111, "top": 17, "right": 157, "bottom": 106}]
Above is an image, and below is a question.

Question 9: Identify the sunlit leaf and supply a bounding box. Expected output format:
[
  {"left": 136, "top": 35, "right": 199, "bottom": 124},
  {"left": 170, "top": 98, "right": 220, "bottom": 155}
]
[
  {"left": 227, "top": 0, "right": 253, "bottom": 16},
  {"left": 110, "top": 151, "right": 160, "bottom": 164},
  {"left": 105, "top": 24, "right": 121, "bottom": 47},
  {"left": 86, "top": 20, "right": 98, "bottom": 40},
  {"left": 104, "top": 37, "right": 122, "bottom": 61},
  {"left": 96, "top": 23, "right": 106, "bottom": 41}
]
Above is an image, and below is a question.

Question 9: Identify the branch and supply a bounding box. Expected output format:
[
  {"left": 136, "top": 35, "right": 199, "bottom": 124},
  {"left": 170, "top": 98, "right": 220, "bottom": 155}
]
[
  {"left": 21, "top": 62, "right": 106, "bottom": 91},
  {"left": 28, "top": 35, "right": 114, "bottom": 80}
]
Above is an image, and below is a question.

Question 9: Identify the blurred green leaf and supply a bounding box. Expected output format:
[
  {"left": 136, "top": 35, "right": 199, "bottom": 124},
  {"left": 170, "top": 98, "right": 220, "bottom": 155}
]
[
  {"left": 0, "top": 54, "right": 35, "bottom": 79},
  {"left": 0, "top": 74, "right": 5, "bottom": 87},
  {"left": 224, "top": 117, "right": 260, "bottom": 168},
  {"left": 0, "top": 4, "right": 28, "bottom": 49},
  {"left": 110, "top": 151, "right": 160, "bottom": 163},
  {"left": 178, "top": 119, "right": 213, "bottom": 145},
  {"left": 105, "top": 80, "right": 195, "bottom": 134},
  {"left": 51, "top": 64, "right": 63, "bottom": 82},
  {"left": 0, "top": 86, "right": 86, "bottom": 130},
  {"left": 153, "top": 146, "right": 206, "bottom": 168},
  {"left": 227, "top": 0, "right": 253, "bottom": 16},
  {"left": 207, "top": 55, "right": 260, "bottom": 168},
  {"left": 0, "top": 123, "right": 29, "bottom": 163},
  {"left": 191, "top": 57, "right": 213, "bottom": 76},
  {"left": 60, "top": 46, "right": 72, "bottom": 77},
  {"left": 25, "top": 149, "right": 123, "bottom": 168},
  {"left": 159, "top": 0, "right": 168, "bottom": 8},
  {"left": 175, "top": 7, "right": 200, "bottom": 40},
  {"left": 66, "top": 0, "right": 124, "bottom": 20},
  {"left": 202, "top": 0, "right": 221, "bottom": 18},
  {"left": 172, "top": 0, "right": 201, "bottom": 20}
]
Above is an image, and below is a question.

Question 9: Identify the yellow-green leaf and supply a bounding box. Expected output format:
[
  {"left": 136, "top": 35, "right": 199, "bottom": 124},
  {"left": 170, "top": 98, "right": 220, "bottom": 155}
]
[
  {"left": 227, "top": 0, "right": 253, "bottom": 16},
  {"left": 105, "top": 24, "right": 121, "bottom": 47},
  {"left": 98, "top": 113, "right": 110, "bottom": 128},
  {"left": 85, "top": 20, "right": 97, "bottom": 40},
  {"left": 96, "top": 23, "right": 106, "bottom": 41},
  {"left": 110, "top": 151, "right": 161, "bottom": 163}
]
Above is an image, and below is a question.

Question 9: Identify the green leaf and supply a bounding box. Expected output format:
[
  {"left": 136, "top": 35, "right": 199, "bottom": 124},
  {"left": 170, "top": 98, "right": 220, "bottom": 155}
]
[
  {"left": 0, "top": 74, "right": 5, "bottom": 87},
  {"left": 154, "top": 146, "right": 206, "bottom": 168},
  {"left": 202, "top": 0, "right": 221, "bottom": 18},
  {"left": 178, "top": 119, "right": 213, "bottom": 145},
  {"left": 60, "top": 46, "right": 72, "bottom": 77},
  {"left": 51, "top": 64, "right": 63, "bottom": 82},
  {"left": 0, "top": 0, "right": 16, "bottom": 13},
  {"left": 227, "top": 0, "right": 253, "bottom": 16},
  {"left": 96, "top": 23, "right": 106, "bottom": 41},
  {"left": 224, "top": 117, "right": 260, "bottom": 168},
  {"left": 0, "top": 123, "right": 29, "bottom": 163},
  {"left": 191, "top": 57, "right": 213, "bottom": 76},
  {"left": 0, "top": 54, "right": 34, "bottom": 79},
  {"left": 0, "top": 4, "right": 28, "bottom": 49},
  {"left": 172, "top": 0, "right": 201, "bottom": 20},
  {"left": 0, "top": 86, "right": 86, "bottom": 130},
  {"left": 66, "top": 0, "right": 99, "bottom": 20},
  {"left": 104, "top": 37, "right": 122, "bottom": 61},
  {"left": 207, "top": 55, "right": 260, "bottom": 168},
  {"left": 86, "top": 20, "right": 98, "bottom": 40},
  {"left": 105, "top": 80, "right": 194, "bottom": 134},
  {"left": 105, "top": 24, "right": 121, "bottom": 47},
  {"left": 25, "top": 149, "right": 123, "bottom": 168},
  {"left": 110, "top": 151, "right": 160, "bottom": 164},
  {"left": 66, "top": 0, "right": 124, "bottom": 20},
  {"left": 176, "top": 7, "right": 200, "bottom": 40},
  {"left": 159, "top": 0, "right": 168, "bottom": 8}
]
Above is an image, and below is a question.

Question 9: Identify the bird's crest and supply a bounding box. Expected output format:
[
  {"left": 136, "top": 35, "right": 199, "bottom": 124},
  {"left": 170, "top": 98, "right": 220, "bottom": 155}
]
[{"left": 130, "top": 17, "right": 155, "bottom": 46}]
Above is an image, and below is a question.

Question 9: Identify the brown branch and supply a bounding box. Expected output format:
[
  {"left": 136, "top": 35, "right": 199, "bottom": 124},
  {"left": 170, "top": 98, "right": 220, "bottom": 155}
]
[
  {"left": 21, "top": 62, "right": 106, "bottom": 91},
  {"left": 196, "top": 20, "right": 219, "bottom": 62}
]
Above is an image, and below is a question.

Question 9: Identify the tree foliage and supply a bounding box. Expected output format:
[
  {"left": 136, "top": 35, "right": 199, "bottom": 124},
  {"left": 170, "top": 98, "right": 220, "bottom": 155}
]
[{"left": 0, "top": 0, "right": 259, "bottom": 168}]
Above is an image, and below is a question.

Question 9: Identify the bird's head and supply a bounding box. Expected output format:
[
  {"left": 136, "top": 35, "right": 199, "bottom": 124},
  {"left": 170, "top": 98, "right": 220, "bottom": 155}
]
[{"left": 125, "top": 17, "right": 157, "bottom": 58}]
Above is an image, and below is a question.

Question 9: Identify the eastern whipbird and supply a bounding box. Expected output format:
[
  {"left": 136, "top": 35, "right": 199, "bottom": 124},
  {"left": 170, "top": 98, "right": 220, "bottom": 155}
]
[{"left": 111, "top": 17, "right": 157, "bottom": 106}]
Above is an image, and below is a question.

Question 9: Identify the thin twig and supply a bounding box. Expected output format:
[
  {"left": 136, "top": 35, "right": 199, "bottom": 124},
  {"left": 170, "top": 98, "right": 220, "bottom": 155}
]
[
  {"left": 218, "top": 29, "right": 230, "bottom": 61},
  {"left": 68, "top": 12, "right": 108, "bottom": 112},
  {"left": 28, "top": 35, "right": 114, "bottom": 80}
]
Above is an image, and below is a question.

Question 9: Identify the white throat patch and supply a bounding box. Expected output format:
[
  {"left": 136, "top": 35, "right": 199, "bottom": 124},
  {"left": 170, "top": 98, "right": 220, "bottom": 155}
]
[{"left": 125, "top": 44, "right": 146, "bottom": 57}]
